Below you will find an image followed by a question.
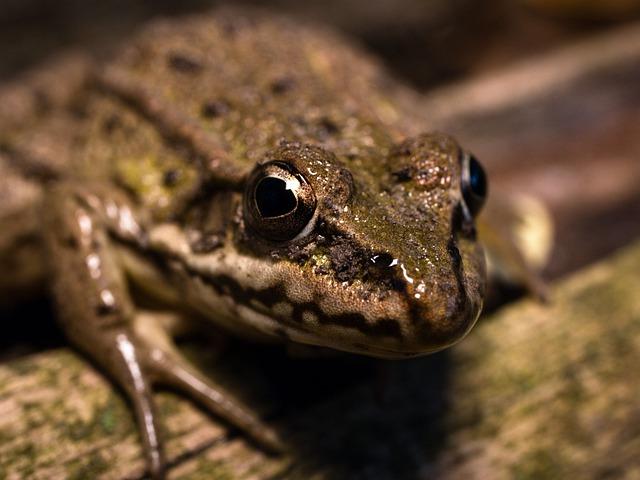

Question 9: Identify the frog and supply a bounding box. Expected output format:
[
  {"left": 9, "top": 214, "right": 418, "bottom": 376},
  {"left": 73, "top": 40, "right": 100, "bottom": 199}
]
[{"left": 0, "top": 7, "right": 547, "bottom": 479}]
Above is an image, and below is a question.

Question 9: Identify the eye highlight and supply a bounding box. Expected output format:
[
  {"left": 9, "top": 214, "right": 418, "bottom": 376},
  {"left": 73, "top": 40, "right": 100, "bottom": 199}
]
[
  {"left": 244, "top": 161, "right": 317, "bottom": 242},
  {"left": 461, "top": 153, "right": 488, "bottom": 217}
]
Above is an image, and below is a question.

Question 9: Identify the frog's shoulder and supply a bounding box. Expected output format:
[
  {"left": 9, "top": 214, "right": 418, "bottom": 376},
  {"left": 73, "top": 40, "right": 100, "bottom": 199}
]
[
  {"left": 82, "top": 7, "right": 424, "bottom": 223},
  {"left": 74, "top": 85, "right": 204, "bottom": 224}
]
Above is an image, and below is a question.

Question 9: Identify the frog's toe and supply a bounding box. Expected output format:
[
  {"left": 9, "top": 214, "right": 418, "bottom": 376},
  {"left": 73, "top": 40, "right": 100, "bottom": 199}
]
[
  {"left": 247, "top": 417, "right": 285, "bottom": 455},
  {"left": 99, "top": 332, "right": 168, "bottom": 479}
]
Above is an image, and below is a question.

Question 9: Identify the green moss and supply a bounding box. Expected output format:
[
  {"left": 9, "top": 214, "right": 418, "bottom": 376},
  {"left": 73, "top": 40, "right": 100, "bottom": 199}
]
[
  {"left": 7, "top": 358, "right": 36, "bottom": 376},
  {"left": 98, "top": 401, "right": 119, "bottom": 434},
  {"left": 56, "top": 395, "right": 131, "bottom": 444},
  {"left": 511, "top": 448, "right": 564, "bottom": 480},
  {"left": 184, "top": 458, "right": 235, "bottom": 480},
  {"left": 67, "top": 452, "right": 110, "bottom": 480},
  {"left": 13, "top": 441, "right": 37, "bottom": 460}
]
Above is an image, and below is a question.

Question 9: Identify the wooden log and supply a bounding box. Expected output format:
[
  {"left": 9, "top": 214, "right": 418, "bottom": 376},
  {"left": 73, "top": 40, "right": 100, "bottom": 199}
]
[
  {"left": 1, "top": 240, "right": 639, "bottom": 479},
  {"left": 0, "top": 348, "right": 290, "bottom": 479}
]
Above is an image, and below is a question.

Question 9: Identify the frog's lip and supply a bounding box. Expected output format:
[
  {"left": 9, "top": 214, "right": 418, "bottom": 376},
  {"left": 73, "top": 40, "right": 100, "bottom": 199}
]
[
  {"left": 181, "top": 261, "right": 481, "bottom": 358},
  {"left": 271, "top": 290, "right": 483, "bottom": 359},
  {"left": 279, "top": 317, "right": 478, "bottom": 359},
  {"left": 153, "top": 225, "right": 483, "bottom": 357}
]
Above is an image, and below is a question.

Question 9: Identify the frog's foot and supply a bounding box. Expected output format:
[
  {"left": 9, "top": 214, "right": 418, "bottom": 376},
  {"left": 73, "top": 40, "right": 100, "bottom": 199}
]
[{"left": 134, "top": 311, "right": 285, "bottom": 454}]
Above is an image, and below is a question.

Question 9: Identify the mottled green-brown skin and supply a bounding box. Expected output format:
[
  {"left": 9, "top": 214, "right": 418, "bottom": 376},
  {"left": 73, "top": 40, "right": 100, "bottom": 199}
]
[
  {"left": 101, "top": 10, "right": 484, "bottom": 353},
  {"left": 2, "top": 8, "right": 486, "bottom": 355},
  {"left": 0, "top": 7, "right": 487, "bottom": 478}
]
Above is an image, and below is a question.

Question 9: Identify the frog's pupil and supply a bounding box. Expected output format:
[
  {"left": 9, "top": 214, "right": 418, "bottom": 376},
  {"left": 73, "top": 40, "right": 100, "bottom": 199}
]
[
  {"left": 255, "top": 177, "right": 297, "bottom": 218},
  {"left": 469, "top": 156, "right": 487, "bottom": 198}
]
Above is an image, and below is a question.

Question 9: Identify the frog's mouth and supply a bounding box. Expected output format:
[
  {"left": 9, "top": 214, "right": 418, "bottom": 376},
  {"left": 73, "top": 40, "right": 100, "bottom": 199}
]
[
  {"left": 187, "top": 242, "right": 482, "bottom": 359},
  {"left": 142, "top": 220, "right": 484, "bottom": 358}
]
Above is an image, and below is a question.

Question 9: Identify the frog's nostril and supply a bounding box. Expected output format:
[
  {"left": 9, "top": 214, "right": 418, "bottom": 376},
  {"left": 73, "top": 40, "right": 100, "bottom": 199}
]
[
  {"left": 368, "top": 252, "right": 406, "bottom": 291},
  {"left": 370, "top": 252, "right": 397, "bottom": 269}
]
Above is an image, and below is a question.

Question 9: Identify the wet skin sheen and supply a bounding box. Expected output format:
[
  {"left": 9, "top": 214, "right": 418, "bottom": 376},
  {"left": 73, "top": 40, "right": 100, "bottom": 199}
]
[{"left": 2, "top": 8, "right": 490, "bottom": 478}]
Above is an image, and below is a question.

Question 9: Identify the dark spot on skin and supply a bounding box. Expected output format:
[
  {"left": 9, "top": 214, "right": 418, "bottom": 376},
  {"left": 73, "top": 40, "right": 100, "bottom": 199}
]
[
  {"left": 314, "top": 312, "right": 402, "bottom": 338},
  {"left": 201, "top": 100, "right": 230, "bottom": 119},
  {"left": 448, "top": 236, "right": 463, "bottom": 269},
  {"left": 220, "top": 19, "right": 239, "bottom": 36},
  {"left": 442, "top": 231, "right": 471, "bottom": 329},
  {"left": 167, "top": 53, "right": 203, "bottom": 74},
  {"left": 313, "top": 263, "right": 331, "bottom": 276},
  {"left": 96, "top": 303, "right": 116, "bottom": 316},
  {"left": 102, "top": 115, "right": 121, "bottom": 134},
  {"left": 219, "top": 14, "right": 256, "bottom": 36},
  {"left": 371, "top": 318, "right": 403, "bottom": 337},
  {"left": 33, "top": 89, "right": 51, "bottom": 114},
  {"left": 163, "top": 169, "right": 181, "bottom": 187},
  {"left": 287, "top": 243, "right": 313, "bottom": 265},
  {"left": 69, "top": 102, "right": 89, "bottom": 120},
  {"left": 391, "top": 167, "right": 413, "bottom": 182},
  {"left": 291, "top": 116, "right": 308, "bottom": 129},
  {"left": 316, "top": 117, "right": 340, "bottom": 139},
  {"left": 329, "top": 238, "right": 365, "bottom": 283},
  {"left": 63, "top": 234, "right": 78, "bottom": 248},
  {"left": 270, "top": 77, "right": 295, "bottom": 94}
]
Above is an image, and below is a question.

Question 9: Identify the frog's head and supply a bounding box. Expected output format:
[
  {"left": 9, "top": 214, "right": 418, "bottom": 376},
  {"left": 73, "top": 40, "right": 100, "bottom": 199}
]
[{"left": 234, "top": 133, "right": 487, "bottom": 358}]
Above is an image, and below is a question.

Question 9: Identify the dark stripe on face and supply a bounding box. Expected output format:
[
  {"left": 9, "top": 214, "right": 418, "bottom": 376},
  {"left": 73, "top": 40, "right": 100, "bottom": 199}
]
[
  {"left": 447, "top": 234, "right": 467, "bottom": 316},
  {"left": 300, "top": 309, "right": 403, "bottom": 338},
  {"left": 449, "top": 203, "right": 469, "bottom": 312},
  {"left": 164, "top": 256, "right": 404, "bottom": 340},
  {"left": 406, "top": 204, "right": 472, "bottom": 345}
]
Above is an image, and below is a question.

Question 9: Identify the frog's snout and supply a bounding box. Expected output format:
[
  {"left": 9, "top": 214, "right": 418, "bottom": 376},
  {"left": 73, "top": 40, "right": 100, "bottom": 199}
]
[
  {"left": 371, "top": 240, "right": 485, "bottom": 356},
  {"left": 402, "top": 278, "right": 483, "bottom": 354}
]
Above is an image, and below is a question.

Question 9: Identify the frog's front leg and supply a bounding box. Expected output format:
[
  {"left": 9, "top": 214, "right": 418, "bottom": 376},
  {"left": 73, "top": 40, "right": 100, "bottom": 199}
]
[
  {"left": 44, "top": 184, "right": 167, "bottom": 477},
  {"left": 44, "top": 184, "right": 281, "bottom": 479}
]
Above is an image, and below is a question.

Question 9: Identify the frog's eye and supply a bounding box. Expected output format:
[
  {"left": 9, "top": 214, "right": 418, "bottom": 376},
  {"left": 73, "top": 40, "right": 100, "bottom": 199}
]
[
  {"left": 461, "top": 153, "right": 488, "bottom": 216},
  {"left": 244, "top": 161, "right": 317, "bottom": 242}
]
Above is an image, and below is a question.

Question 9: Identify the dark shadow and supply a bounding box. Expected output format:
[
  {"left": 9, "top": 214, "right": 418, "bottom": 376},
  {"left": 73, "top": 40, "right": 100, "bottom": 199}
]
[
  {"left": 0, "top": 298, "right": 64, "bottom": 362},
  {"left": 183, "top": 333, "right": 453, "bottom": 479}
]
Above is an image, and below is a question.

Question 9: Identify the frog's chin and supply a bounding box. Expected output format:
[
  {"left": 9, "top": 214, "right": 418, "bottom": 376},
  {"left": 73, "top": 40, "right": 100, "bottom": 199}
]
[{"left": 280, "top": 325, "right": 475, "bottom": 360}]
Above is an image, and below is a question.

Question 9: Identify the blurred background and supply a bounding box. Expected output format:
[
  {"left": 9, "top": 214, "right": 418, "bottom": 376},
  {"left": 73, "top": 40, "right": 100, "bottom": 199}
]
[
  {"left": 1, "top": 1, "right": 640, "bottom": 478},
  {"left": 1, "top": 0, "right": 638, "bottom": 83}
]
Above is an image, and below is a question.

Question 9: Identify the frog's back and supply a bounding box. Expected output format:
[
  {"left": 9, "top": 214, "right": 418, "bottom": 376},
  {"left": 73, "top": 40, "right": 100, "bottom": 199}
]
[
  {"left": 72, "top": 7, "right": 425, "bottom": 221},
  {"left": 98, "top": 7, "right": 415, "bottom": 163}
]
